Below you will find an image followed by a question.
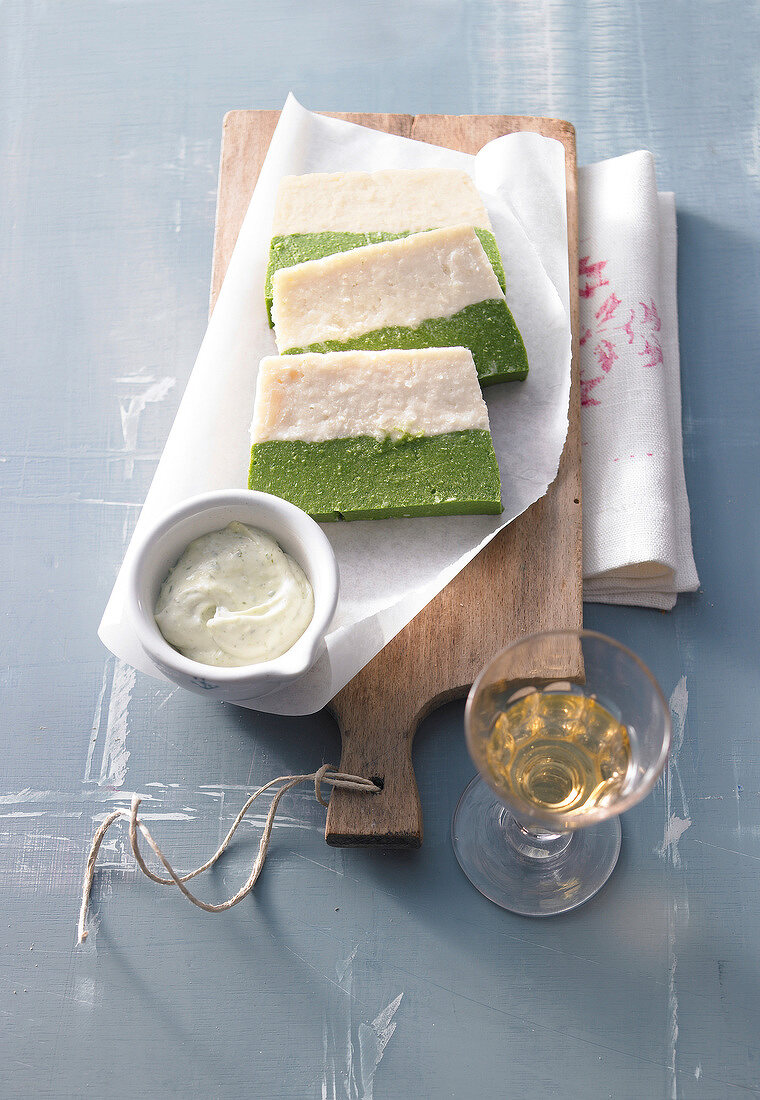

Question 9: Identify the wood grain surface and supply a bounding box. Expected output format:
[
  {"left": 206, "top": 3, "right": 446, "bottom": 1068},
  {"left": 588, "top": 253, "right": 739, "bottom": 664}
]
[{"left": 211, "top": 110, "right": 582, "bottom": 848}]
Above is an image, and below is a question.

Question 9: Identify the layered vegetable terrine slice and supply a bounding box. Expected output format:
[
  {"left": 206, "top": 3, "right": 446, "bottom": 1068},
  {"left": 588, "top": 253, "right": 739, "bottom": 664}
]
[
  {"left": 264, "top": 169, "right": 506, "bottom": 323},
  {"left": 270, "top": 225, "right": 528, "bottom": 386},
  {"left": 248, "top": 347, "right": 502, "bottom": 521}
]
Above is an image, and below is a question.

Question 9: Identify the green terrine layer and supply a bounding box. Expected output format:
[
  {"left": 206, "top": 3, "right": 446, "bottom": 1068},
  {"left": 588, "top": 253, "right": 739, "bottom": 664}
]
[
  {"left": 264, "top": 227, "right": 506, "bottom": 325},
  {"left": 248, "top": 430, "right": 503, "bottom": 521},
  {"left": 280, "top": 298, "right": 528, "bottom": 387}
]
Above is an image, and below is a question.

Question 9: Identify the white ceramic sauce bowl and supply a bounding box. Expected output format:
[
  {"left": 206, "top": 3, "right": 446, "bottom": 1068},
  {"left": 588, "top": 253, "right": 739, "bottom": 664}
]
[{"left": 125, "top": 490, "right": 339, "bottom": 702}]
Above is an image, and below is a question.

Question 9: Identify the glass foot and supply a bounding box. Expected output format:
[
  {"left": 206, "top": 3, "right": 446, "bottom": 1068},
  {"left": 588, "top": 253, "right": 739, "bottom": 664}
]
[{"left": 452, "top": 776, "right": 622, "bottom": 916}]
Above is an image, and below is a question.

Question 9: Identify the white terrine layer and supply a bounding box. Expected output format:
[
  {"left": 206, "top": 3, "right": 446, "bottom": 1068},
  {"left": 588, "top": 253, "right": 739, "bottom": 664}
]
[
  {"left": 250, "top": 348, "right": 490, "bottom": 444},
  {"left": 271, "top": 225, "right": 504, "bottom": 351},
  {"left": 271, "top": 169, "right": 492, "bottom": 235}
]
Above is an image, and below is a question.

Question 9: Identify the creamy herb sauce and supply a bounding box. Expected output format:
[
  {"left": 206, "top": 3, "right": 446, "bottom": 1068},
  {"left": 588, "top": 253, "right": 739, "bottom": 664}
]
[{"left": 154, "top": 522, "right": 314, "bottom": 667}]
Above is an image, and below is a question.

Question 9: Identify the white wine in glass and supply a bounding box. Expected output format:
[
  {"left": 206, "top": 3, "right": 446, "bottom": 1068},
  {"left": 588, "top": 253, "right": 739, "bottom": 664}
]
[
  {"left": 479, "top": 688, "right": 634, "bottom": 821},
  {"left": 453, "top": 631, "right": 671, "bottom": 916}
]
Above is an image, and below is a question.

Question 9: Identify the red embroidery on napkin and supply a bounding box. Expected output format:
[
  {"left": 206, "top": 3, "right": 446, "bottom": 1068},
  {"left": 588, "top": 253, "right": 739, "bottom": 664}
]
[
  {"left": 611, "top": 451, "right": 655, "bottom": 462},
  {"left": 639, "top": 338, "right": 664, "bottom": 369},
  {"left": 594, "top": 338, "right": 618, "bottom": 374},
  {"left": 578, "top": 258, "right": 663, "bottom": 406},
  {"left": 639, "top": 299, "right": 661, "bottom": 331},
  {"left": 621, "top": 309, "right": 636, "bottom": 345},
  {"left": 579, "top": 257, "right": 610, "bottom": 298},
  {"left": 595, "top": 293, "right": 621, "bottom": 324},
  {"left": 580, "top": 375, "right": 603, "bottom": 407}
]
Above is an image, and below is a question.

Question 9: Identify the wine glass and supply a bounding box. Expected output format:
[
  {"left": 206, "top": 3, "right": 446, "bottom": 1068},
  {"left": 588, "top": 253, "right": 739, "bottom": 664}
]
[{"left": 452, "top": 630, "right": 671, "bottom": 916}]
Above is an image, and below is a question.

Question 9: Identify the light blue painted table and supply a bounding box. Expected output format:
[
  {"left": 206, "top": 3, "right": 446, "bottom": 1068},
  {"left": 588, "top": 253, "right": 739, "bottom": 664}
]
[{"left": 2, "top": 2, "right": 759, "bottom": 1096}]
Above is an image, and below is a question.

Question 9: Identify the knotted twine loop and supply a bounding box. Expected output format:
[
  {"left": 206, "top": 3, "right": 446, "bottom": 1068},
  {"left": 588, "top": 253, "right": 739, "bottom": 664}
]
[{"left": 77, "top": 765, "right": 380, "bottom": 944}]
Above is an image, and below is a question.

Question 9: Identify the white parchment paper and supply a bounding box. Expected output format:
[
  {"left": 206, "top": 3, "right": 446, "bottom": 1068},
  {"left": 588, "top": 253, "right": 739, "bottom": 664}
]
[{"left": 99, "top": 95, "right": 572, "bottom": 714}]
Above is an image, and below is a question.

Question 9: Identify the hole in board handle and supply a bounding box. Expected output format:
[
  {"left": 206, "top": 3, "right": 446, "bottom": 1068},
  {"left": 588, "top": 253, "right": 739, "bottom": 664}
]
[{"left": 370, "top": 775, "right": 385, "bottom": 791}]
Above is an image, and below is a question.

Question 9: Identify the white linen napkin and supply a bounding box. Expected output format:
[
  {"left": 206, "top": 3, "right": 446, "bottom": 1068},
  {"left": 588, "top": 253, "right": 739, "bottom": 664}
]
[{"left": 578, "top": 152, "right": 699, "bottom": 609}]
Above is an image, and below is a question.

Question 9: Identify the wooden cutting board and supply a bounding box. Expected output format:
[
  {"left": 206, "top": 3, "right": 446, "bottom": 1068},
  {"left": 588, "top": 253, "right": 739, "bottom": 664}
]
[{"left": 211, "top": 110, "right": 582, "bottom": 848}]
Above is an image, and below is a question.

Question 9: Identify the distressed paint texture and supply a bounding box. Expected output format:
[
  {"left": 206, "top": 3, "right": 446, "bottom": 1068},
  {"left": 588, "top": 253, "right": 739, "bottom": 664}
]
[{"left": 1, "top": 1, "right": 759, "bottom": 1097}]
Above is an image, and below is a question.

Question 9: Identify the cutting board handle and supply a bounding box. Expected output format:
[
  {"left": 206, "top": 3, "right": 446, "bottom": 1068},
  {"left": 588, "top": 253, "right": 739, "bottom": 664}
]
[{"left": 326, "top": 699, "right": 422, "bottom": 848}]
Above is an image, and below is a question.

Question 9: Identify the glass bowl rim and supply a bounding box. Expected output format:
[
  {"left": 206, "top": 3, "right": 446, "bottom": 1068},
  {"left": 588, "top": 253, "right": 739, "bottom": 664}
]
[{"left": 464, "top": 628, "right": 673, "bottom": 831}]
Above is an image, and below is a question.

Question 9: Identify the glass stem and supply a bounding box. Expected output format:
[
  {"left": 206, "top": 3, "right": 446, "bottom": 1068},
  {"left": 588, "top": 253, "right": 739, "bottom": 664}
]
[{"left": 502, "top": 809, "right": 573, "bottom": 861}]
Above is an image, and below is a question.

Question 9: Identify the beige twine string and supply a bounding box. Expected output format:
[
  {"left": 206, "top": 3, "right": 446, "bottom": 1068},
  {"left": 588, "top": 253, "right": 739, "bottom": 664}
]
[{"left": 77, "top": 764, "right": 379, "bottom": 944}]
